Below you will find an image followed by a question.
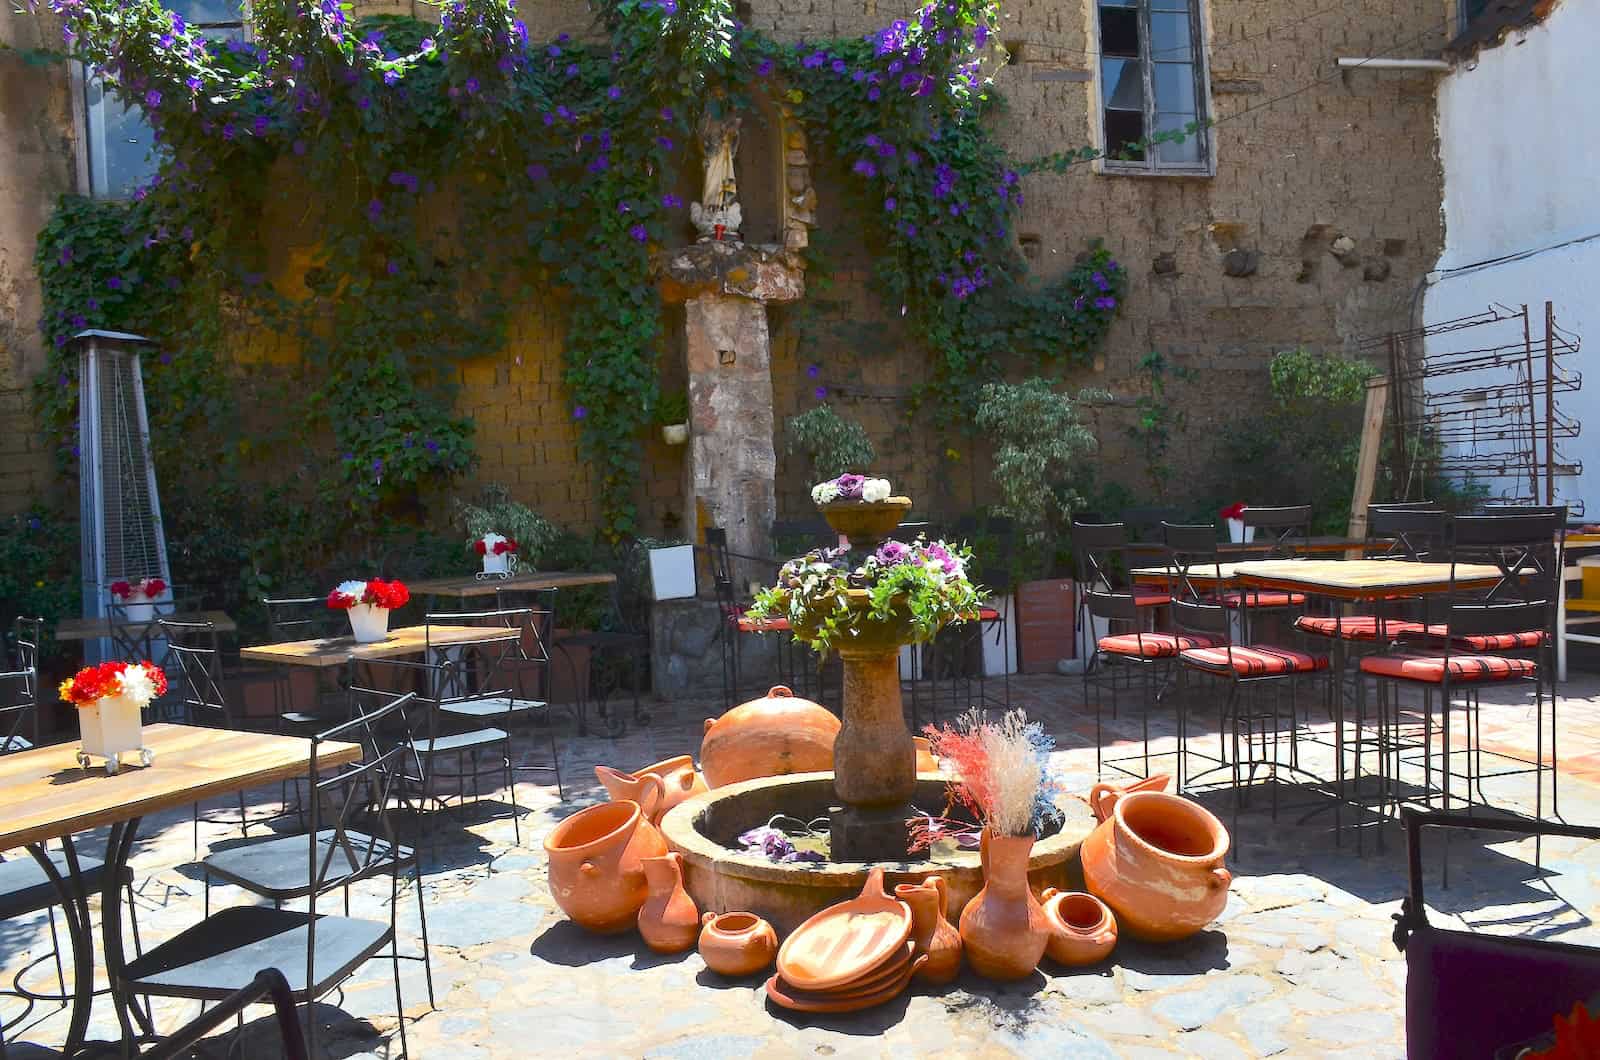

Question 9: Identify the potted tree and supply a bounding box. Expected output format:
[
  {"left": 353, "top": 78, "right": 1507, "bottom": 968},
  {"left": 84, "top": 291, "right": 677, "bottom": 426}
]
[
  {"left": 974, "top": 379, "right": 1106, "bottom": 674},
  {"left": 657, "top": 390, "right": 690, "bottom": 446}
]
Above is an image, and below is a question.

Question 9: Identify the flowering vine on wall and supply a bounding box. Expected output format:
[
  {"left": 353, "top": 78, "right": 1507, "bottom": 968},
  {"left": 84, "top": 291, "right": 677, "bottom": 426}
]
[{"left": 33, "top": 0, "right": 1127, "bottom": 544}]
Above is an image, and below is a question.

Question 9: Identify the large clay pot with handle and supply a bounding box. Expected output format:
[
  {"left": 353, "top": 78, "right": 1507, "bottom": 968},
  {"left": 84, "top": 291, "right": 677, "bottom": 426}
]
[
  {"left": 699, "top": 685, "right": 840, "bottom": 788},
  {"left": 1086, "top": 774, "right": 1169, "bottom": 821},
  {"left": 594, "top": 767, "right": 666, "bottom": 823},
  {"left": 1081, "top": 788, "right": 1232, "bottom": 943},
  {"left": 894, "top": 875, "right": 963, "bottom": 985},
  {"left": 698, "top": 911, "right": 778, "bottom": 977},
  {"left": 638, "top": 851, "right": 700, "bottom": 953},
  {"left": 543, "top": 800, "right": 668, "bottom": 934},
  {"left": 957, "top": 831, "right": 1050, "bottom": 981}
]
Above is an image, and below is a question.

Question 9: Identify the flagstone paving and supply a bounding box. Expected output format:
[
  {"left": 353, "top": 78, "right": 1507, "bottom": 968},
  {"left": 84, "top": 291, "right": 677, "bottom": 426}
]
[{"left": 4, "top": 671, "right": 1598, "bottom": 1057}]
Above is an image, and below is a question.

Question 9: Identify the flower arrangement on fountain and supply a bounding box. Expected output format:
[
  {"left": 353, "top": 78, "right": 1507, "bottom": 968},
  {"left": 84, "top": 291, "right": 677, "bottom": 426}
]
[
  {"left": 810, "top": 473, "right": 894, "bottom": 505},
  {"left": 326, "top": 577, "right": 411, "bottom": 643},
  {"left": 748, "top": 536, "right": 983, "bottom": 654},
  {"left": 914, "top": 709, "right": 1064, "bottom": 849},
  {"left": 60, "top": 660, "right": 168, "bottom": 710}
]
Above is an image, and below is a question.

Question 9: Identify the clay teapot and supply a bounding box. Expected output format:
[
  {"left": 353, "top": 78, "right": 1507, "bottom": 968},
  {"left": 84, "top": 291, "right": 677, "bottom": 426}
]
[
  {"left": 1081, "top": 788, "right": 1231, "bottom": 943},
  {"left": 1040, "top": 889, "right": 1118, "bottom": 967},
  {"left": 698, "top": 911, "right": 778, "bottom": 977},
  {"left": 958, "top": 831, "right": 1050, "bottom": 981},
  {"left": 543, "top": 800, "right": 668, "bottom": 934},
  {"left": 894, "top": 875, "right": 963, "bottom": 985},
  {"left": 1087, "top": 773, "right": 1170, "bottom": 822},
  {"left": 638, "top": 851, "right": 700, "bottom": 953},
  {"left": 700, "top": 685, "right": 839, "bottom": 788}
]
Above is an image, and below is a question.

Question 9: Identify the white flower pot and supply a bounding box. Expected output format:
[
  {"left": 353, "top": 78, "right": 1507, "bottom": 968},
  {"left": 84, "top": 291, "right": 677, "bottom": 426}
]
[
  {"left": 123, "top": 600, "right": 157, "bottom": 622},
  {"left": 1226, "top": 519, "right": 1256, "bottom": 544},
  {"left": 481, "top": 551, "right": 518, "bottom": 577},
  {"left": 78, "top": 694, "right": 145, "bottom": 770},
  {"left": 661, "top": 423, "right": 689, "bottom": 445},
  {"left": 347, "top": 604, "right": 391, "bottom": 643}
]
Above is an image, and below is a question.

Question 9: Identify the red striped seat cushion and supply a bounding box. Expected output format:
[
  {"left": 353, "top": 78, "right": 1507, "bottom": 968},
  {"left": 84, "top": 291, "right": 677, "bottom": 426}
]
[
  {"left": 737, "top": 615, "right": 791, "bottom": 633},
  {"left": 1216, "top": 590, "right": 1307, "bottom": 609},
  {"left": 1179, "top": 644, "right": 1328, "bottom": 676},
  {"left": 978, "top": 607, "right": 1002, "bottom": 621},
  {"left": 1360, "top": 652, "right": 1536, "bottom": 683},
  {"left": 1097, "top": 631, "right": 1225, "bottom": 659},
  {"left": 1294, "top": 615, "right": 1427, "bottom": 641},
  {"left": 1392, "top": 626, "right": 1548, "bottom": 651},
  {"left": 1133, "top": 590, "right": 1171, "bottom": 608}
]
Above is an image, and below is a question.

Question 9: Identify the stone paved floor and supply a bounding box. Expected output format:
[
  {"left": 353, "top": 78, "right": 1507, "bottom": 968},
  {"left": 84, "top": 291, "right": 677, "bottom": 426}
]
[{"left": 4, "top": 668, "right": 1599, "bottom": 1058}]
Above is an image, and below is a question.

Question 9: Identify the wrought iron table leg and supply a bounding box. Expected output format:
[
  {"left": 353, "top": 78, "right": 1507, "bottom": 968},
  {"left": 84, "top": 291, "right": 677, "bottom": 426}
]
[{"left": 24, "top": 841, "right": 93, "bottom": 1055}]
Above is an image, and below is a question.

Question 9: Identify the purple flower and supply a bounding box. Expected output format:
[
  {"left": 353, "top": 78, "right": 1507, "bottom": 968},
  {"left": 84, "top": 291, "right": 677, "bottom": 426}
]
[
  {"left": 186, "top": 75, "right": 201, "bottom": 92},
  {"left": 883, "top": 197, "right": 896, "bottom": 211},
  {"left": 171, "top": 12, "right": 185, "bottom": 33},
  {"left": 464, "top": 77, "right": 479, "bottom": 94},
  {"left": 372, "top": 459, "right": 383, "bottom": 474},
  {"left": 572, "top": 406, "right": 587, "bottom": 420},
  {"left": 547, "top": 43, "right": 562, "bottom": 57},
  {"left": 424, "top": 438, "right": 440, "bottom": 452},
  {"left": 221, "top": 122, "right": 235, "bottom": 140},
  {"left": 806, "top": 363, "right": 820, "bottom": 378},
  {"left": 565, "top": 63, "right": 579, "bottom": 77},
  {"left": 144, "top": 89, "right": 161, "bottom": 108},
  {"left": 662, "top": 193, "right": 682, "bottom": 208},
  {"left": 384, "top": 69, "right": 399, "bottom": 85},
  {"left": 292, "top": 139, "right": 307, "bottom": 155},
  {"left": 756, "top": 58, "right": 773, "bottom": 76},
  {"left": 421, "top": 37, "right": 435, "bottom": 52},
  {"left": 367, "top": 198, "right": 383, "bottom": 221},
  {"left": 71, "top": 314, "right": 85, "bottom": 328},
  {"left": 106, "top": 276, "right": 122, "bottom": 290},
  {"left": 852, "top": 159, "right": 877, "bottom": 178},
  {"left": 656, "top": 136, "right": 673, "bottom": 150},
  {"left": 557, "top": 104, "right": 573, "bottom": 120},
  {"left": 1092, "top": 271, "right": 1109, "bottom": 291},
  {"left": 58, "top": 246, "right": 72, "bottom": 265},
  {"left": 630, "top": 223, "right": 648, "bottom": 243},
  {"left": 386, "top": 259, "right": 399, "bottom": 275},
  {"left": 660, "top": 106, "right": 675, "bottom": 121},
  {"left": 831, "top": 59, "right": 846, "bottom": 74},
  {"left": 901, "top": 221, "right": 917, "bottom": 238},
  {"left": 607, "top": 85, "right": 621, "bottom": 99},
  {"left": 618, "top": 200, "right": 631, "bottom": 213},
  {"left": 874, "top": 540, "right": 912, "bottom": 566},
  {"left": 867, "top": 86, "right": 881, "bottom": 101},
  {"left": 1095, "top": 296, "right": 1117, "bottom": 310},
  {"left": 253, "top": 115, "right": 268, "bottom": 135},
  {"left": 814, "top": 385, "right": 827, "bottom": 400},
  {"left": 834, "top": 473, "right": 865, "bottom": 498},
  {"left": 925, "top": 542, "right": 959, "bottom": 574},
  {"left": 588, "top": 154, "right": 610, "bottom": 173}
]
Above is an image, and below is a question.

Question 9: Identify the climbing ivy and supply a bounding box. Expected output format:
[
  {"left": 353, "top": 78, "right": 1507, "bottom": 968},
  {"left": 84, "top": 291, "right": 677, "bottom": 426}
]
[{"left": 33, "top": 0, "right": 1130, "bottom": 547}]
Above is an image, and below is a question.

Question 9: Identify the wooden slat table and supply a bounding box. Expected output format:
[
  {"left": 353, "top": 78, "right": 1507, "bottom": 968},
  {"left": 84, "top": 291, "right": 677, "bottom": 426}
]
[
  {"left": 0, "top": 724, "right": 359, "bottom": 1053},
  {"left": 1227, "top": 559, "right": 1507, "bottom": 600},
  {"left": 1217, "top": 535, "right": 1368, "bottom": 555},
  {"left": 238, "top": 623, "right": 520, "bottom": 668},
  {"left": 1130, "top": 563, "right": 1252, "bottom": 588},
  {"left": 407, "top": 570, "right": 616, "bottom": 599},
  {"left": 56, "top": 609, "right": 237, "bottom": 642}
]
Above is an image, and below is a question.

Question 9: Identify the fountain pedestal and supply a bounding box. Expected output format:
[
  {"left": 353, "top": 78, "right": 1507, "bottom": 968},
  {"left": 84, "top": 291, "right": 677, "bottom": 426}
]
[{"left": 830, "top": 646, "right": 917, "bottom": 862}]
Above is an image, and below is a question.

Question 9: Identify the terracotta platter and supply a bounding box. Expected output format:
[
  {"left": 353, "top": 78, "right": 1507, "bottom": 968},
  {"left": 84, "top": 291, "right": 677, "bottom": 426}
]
[
  {"left": 775, "top": 867, "right": 913, "bottom": 992},
  {"left": 764, "top": 954, "right": 927, "bottom": 1014}
]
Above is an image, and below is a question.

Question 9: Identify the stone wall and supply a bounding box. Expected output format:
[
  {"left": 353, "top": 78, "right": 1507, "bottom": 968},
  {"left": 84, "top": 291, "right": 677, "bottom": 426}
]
[{"left": 0, "top": 0, "right": 1453, "bottom": 536}]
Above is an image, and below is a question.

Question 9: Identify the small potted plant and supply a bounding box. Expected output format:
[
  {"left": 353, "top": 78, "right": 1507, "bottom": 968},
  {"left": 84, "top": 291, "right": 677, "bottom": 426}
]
[
  {"left": 326, "top": 578, "right": 411, "bottom": 643},
  {"left": 108, "top": 577, "right": 167, "bottom": 622},
  {"left": 1220, "top": 503, "right": 1254, "bottom": 543},
  {"left": 657, "top": 390, "right": 690, "bottom": 446},
  {"left": 455, "top": 485, "right": 560, "bottom": 573},
  {"left": 60, "top": 659, "right": 168, "bottom": 773},
  {"left": 784, "top": 404, "right": 875, "bottom": 479},
  {"left": 472, "top": 533, "right": 519, "bottom": 577}
]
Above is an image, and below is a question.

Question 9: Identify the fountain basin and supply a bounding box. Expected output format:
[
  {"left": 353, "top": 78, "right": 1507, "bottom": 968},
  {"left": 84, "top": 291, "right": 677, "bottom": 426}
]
[{"left": 659, "top": 771, "right": 1095, "bottom": 934}]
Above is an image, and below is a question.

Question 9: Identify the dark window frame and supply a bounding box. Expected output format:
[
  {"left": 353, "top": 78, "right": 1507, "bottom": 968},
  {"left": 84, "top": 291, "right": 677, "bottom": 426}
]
[{"left": 1093, "top": 0, "right": 1214, "bottom": 177}]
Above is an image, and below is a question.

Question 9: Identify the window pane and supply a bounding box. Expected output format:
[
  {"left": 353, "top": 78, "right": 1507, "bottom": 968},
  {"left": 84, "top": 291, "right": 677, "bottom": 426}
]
[
  {"left": 1151, "top": 0, "right": 1190, "bottom": 10},
  {"left": 181, "top": 0, "right": 245, "bottom": 25},
  {"left": 1154, "top": 113, "right": 1202, "bottom": 165},
  {"left": 86, "top": 78, "right": 156, "bottom": 199},
  {"left": 1101, "top": 58, "right": 1144, "bottom": 112},
  {"left": 1105, "top": 110, "right": 1146, "bottom": 161},
  {"left": 1099, "top": 7, "right": 1140, "bottom": 57},
  {"left": 1154, "top": 62, "right": 1197, "bottom": 114},
  {"left": 1150, "top": 12, "right": 1192, "bottom": 60}
]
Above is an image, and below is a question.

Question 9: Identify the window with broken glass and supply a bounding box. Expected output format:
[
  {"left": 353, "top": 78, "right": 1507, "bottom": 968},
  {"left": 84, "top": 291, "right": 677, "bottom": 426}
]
[{"left": 1095, "top": 0, "right": 1211, "bottom": 175}]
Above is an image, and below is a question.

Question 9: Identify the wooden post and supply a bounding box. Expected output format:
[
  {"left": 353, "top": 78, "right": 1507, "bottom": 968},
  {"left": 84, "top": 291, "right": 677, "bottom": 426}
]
[{"left": 1346, "top": 376, "right": 1390, "bottom": 558}]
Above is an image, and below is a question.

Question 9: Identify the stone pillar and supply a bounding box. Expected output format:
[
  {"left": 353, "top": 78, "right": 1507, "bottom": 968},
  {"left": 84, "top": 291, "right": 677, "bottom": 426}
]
[{"left": 684, "top": 293, "right": 777, "bottom": 562}]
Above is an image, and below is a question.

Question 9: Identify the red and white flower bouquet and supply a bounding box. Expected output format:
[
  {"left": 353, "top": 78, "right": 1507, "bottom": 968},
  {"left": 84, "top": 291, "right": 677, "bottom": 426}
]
[
  {"left": 327, "top": 578, "right": 410, "bottom": 643},
  {"left": 471, "top": 533, "right": 519, "bottom": 576},
  {"left": 1219, "top": 503, "right": 1254, "bottom": 544},
  {"left": 109, "top": 577, "right": 168, "bottom": 622},
  {"left": 60, "top": 660, "right": 168, "bottom": 772}
]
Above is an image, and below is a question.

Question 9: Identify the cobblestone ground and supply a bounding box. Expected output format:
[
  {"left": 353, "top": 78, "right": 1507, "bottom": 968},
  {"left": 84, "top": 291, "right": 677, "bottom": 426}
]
[{"left": 4, "top": 670, "right": 1598, "bottom": 1058}]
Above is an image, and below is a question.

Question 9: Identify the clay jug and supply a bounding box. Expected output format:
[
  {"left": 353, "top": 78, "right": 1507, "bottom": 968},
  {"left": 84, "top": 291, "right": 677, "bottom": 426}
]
[
  {"left": 700, "top": 685, "right": 839, "bottom": 788},
  {"left": 1040, "top": 889, "right": 1118, "bottom": 967},
  {"left": 1087, "top": 774, "right": 1171, "bottom": 822},
  {"left": 594, "top": 766, "right": 666, "bottom": 824},
  {"left": 635, "top": 754, "right": 708, "bottom": 821},
  {"left": 1081, "top": 788, "right": 1231, "bottom": 943},
  {"left": 957, "top": 831, "right": 1050, "bottom": 981},
  {"left": 543, "top": 800, "right": 668, "bottom": 934},
  {"left": 698, "top": 911, "right": 778, "bottom": 977},
  {"left": 913, "top": 736, "right": 939, "bottom": 774},
  {"left": 638, "top": 851, "right": 700, "bottom": 953},
  {"left": 894, "top": 875, "right": 963, "bottom": 985}
]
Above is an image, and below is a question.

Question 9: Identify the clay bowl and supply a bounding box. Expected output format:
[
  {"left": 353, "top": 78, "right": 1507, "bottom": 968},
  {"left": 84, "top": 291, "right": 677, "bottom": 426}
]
[
  {"left": 776, "top": 866, "right": 912, "bottom": 992},
  {"left": 1041, "top": 889, "right": 1118, "bottom": 967},
  {"left": 765, "top": 954, "right": 926, "bottom": 1014}
]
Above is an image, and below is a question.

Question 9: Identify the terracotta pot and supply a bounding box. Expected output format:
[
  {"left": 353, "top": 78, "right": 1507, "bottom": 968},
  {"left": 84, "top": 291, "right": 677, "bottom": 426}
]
[
  {"left": 698, "top": 911, "right": 778, "bottom": 977},
  {"left": 958, "top": 831, "right": 1050, "bottom": 981},
  {"left": 1081, "top": 789, "right": 1232, "bottom": 943},
  {"left": 638, "top": 851, "right": 700, "bottom": 953},
  {"left": 1040, "top": 889, "right": 1118, "bottom": 967},
  {"left": 1087, "top": 773, "right": 1171, "bottom": 822},
  {"left": 636, "top": 754, "right": 708, "bottom": 821},
  {"left": 894, "top": 875, "right": 963, "bottom": 985},
  {"left": 913, "top": 736, "right": 939, "bottom": 774},
  {"left": 594, "top": 767, "right": 665, "bottom": 823},
  {"left": 700, "top": 685, "right": 840, "bottom": 788},
  {"left": 543, "top": 800, "right": 668, "bottom": 934}
]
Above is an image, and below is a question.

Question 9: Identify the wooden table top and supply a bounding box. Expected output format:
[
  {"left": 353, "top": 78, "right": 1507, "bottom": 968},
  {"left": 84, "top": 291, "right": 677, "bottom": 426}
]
[
  {"left": 1131, "top": 563, "right": 1251, "bottom": 585},
  {"left": 0, "top": 724, "right": 360, "bottom": 851},
  {"left": 56, "top": 610, "right": 237, "bottom": 642},
  {"left": 407, "top": 570, "right": 616, "bottom": 599},
  {"left": 239, "top": 624, "right": 520, "bottom": 669},
  {"left": 1217, "top": 536, "right": 1368, "bottom": 555},
  {"left": 1228, "top": 559, "right": 1507, "bottom": 599}
]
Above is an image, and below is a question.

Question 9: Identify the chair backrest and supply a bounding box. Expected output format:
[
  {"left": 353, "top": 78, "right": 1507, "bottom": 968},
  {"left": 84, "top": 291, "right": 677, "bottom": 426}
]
[
  {"left": 1446, "top": 511, "right": 1564, "bottom": 601},
  {"left": 1083, "top": 590, "right": 1141, "bottom": 625},
  {"left": 703, "top": 527, "right": 736, "bottom": 604},
  {"left": 1161, "top": 522, "right": 1224, "bottom": 602},
  {"left": 1171, "top": 597, "right": 1231, "bottom": 637},
  {"left": 422, "top": 607, "right": 526, "bottom": 697},
  {"left": 1120, "top": 506, "right": 1184, "bottom": 542},
  {"left": 350, "top": 655, "right": 470, "bottom": 752},
  {"left": 1069, "top": 521, "right": 1130, "bottom": 590},
  {"left": 158, "top": 619, "right": 235, "bottom": 729},
  {"left": 262, "top": 596, "right": 340, "bottom": 643},
  {"left": 1368, "top": 507, "right": 1447, "bottom": 561},
  {"left": 1241, "top": 505, "right": 1311, "bottom": 558},
  {"left": 0, "top": 617, "right": 41, "bottom": 753}
]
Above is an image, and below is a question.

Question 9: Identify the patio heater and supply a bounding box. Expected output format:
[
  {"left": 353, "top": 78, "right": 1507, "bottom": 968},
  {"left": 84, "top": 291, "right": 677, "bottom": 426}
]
[{"left": 74, "top": 330, "right": 173, "bottom": 663}]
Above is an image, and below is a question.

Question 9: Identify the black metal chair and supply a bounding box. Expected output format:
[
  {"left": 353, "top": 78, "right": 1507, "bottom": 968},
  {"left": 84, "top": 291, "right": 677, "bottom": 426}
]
[
  {"left": 1071, "top": 520, "right": 1172, "bottom": 661},
  {"left": 1295, "top": 508, "right": 1448, "bottom": 647},
  {"left": 122, "top": 692, "right": 419, "bottom": 1059},
  {"left": 552, "top": 545, "right": 653, "bottom": 738},
  {"left": 705, "top": 527, "right": 807, "bottom": 709},
  {"left": 145, "top": 967, "right": 308, "bottom": 1060},
  {"left": 0, "top": 618, "right": 42, "bottom": 754},
  {"left": 260, "top": 595, "right": 344, "bottom": 730}
]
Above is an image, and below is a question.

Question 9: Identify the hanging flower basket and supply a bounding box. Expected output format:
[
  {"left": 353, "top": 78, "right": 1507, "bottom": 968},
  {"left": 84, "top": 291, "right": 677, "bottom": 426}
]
[
  {"left": 60, "top": 660, "right": 167, "bottom": 773},
  {"left": 327, "top": 578, "right": 410, "bottom": 643}
]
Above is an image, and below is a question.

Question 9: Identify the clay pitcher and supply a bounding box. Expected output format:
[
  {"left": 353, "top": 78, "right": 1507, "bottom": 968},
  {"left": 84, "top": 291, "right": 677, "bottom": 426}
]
[
  {"left": 894, "top": 875, "right": 963, "bottom": 985},
  {"left": 637, "top": 851, "right": 700, "bottom": 953},
  {"left": 543, "top": 800, "right": 668, "bottom": 934},
  {"left": 635, "top": 754, "right": 708, "bottom": 821},
  {"left": 1087, "top": 774, "right": 1171, "bottom": 822},
  {"left": 958, "top": 831, "right": 1050, "bottom": 981},
  {"left": 913, "top": 736, "right": 939, "bottom": 775},
  {"left": 699, "top": 685, "right": 839, "bottom": 788},
  {"left": 1081, "top": 788, "right": 1232, "bottom": 943},
  {"left": 698, "top": 911, "right": 778, "bottom": 977},
  {"left": 594, "top": 766, "right": 666, "bottom": 824},
  {"left": 1040, "top": 889, "right": 1118, "bottom": 967}
]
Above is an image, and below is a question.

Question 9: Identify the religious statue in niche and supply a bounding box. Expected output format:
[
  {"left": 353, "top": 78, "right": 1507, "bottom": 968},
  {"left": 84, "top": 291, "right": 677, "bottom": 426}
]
[{"left": 690, "top": 112, "right": 742, "bottom": 243}]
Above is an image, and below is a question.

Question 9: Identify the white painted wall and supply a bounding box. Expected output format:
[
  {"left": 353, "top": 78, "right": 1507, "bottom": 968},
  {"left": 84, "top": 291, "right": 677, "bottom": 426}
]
[{"left": 1424, "top": 0, "right": 1600, "bottom": 514}]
